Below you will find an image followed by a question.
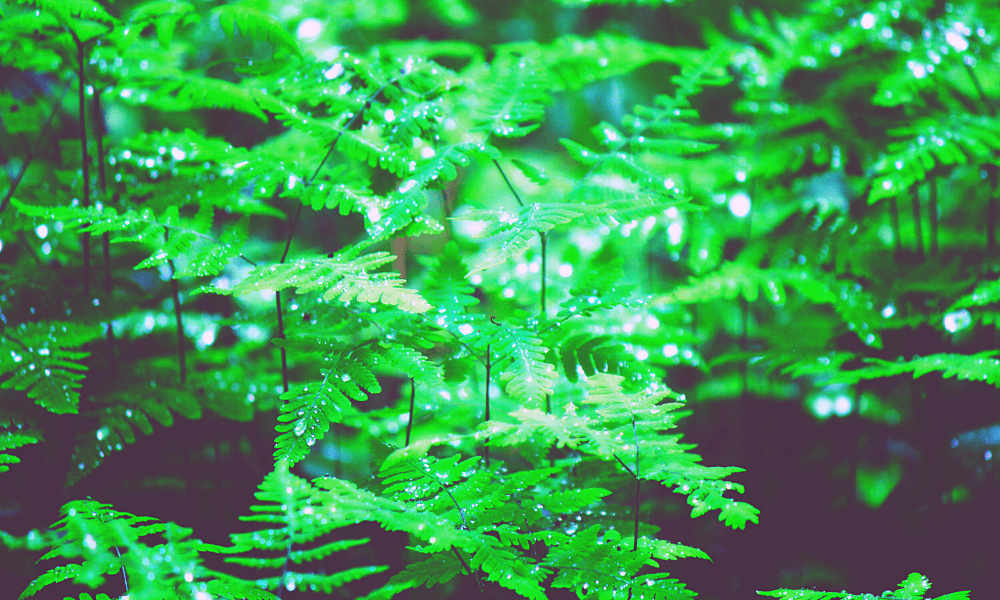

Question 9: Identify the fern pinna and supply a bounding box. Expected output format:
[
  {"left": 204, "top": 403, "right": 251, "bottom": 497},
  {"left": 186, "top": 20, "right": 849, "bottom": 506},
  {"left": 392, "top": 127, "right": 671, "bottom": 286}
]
[{"left": 0, "top": 0, "right": 990, "bottom": 597}]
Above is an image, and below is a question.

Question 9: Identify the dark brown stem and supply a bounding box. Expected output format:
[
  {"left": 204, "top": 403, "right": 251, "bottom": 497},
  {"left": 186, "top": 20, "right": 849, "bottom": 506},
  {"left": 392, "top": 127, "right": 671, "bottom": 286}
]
[
  {"left": 93, "top": 86, "right": 116, "bottom": 373},
  {"left": 989, "top": 166, "right": 999, "bottom": 256},
  {"left": 539, "top": 233, "right": 547, "bottom": 318},
  {"left": 484, "top": 345, "right": 491, "bottom": 467},
  {"left": 928, "top": 178, "right": 938, "bottom": 257},
  {"left": 911, "top": 185, "right": 924, "bottom": 261},
  {"left": 889, "top": 196, "right": 903, "bottom": 259},
  {"left": 275, "top": 202, "right": 304, "bottom": 393},
  {"left": 275, "top": 292, "right": 290, "bottom": 393},
  {"left": 165, "top": 229, "right": 186, "bottom": 385},
  {"left": 492, "top": 159, "right": 524, "bottom": 207},
  {"left": 964, "top": 63, "right": 997, "bottom": 255},
  {"left": 965, "top": 62, "right": 997, "bottom": 117},
  {"left": 405, "top": 378, "right": 415, "bottom": 446},
  {"left": 69, "top": 29, "right": 92, "bottom": 297}
]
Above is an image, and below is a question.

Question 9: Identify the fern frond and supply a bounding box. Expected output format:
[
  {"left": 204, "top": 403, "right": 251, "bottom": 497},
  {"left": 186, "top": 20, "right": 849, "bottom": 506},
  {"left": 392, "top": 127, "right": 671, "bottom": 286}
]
[
  {"left": 463, "top": 318, "right": 558, "bottom": 403},
  {"left": 469, "top": 53, "right": 550, "bottom": 138},
  {"left": 376, "top": 344, "right": 445, "bottom": 385},
  {"left": 0, "top": 429, "right": 42, "bottom": 474},
  {"left": 67, "top": 384, "right": 202, "bottom": 486},
  {"left": 388, "top": 552, "right": 462, "bottom": 590},
  {"left": 275, "top": 354, "right": 380, "bottom": 464},
  {"left": 13, "top": 199, "right": 231, "bottom": 272},
  {"left": 551, "top": 333, "right": 646, "bottom": 385},
  {"left": 17, "top": 0, "right": 118, "bottom": 26},
  {"left": 869, "top": 115, "right": 1000, "bottom": 204},
  {"left": 215, "top": 461, "right": 387, "bottom": 594},
  {"left": 19, "top": 564, "right": 82, "bottom": 599},
  {"left": 124, "top": 0, "right": 198, "bottom": 49},
  {"left": 215, "top": 5, "right": 301, "bottom": 56},
  {"left": 456, "top": 202, "right": 605, "bottom": 275},
  {"left": 949, "top": 278, "right": 1000, "bottom": 311},
  {"left": 367, "top": 142, "right": 489, "bottom": 240},
  {"left": 500, "top": 33, "right": 703, "bottom": 92},
  {"left": 123, "top": 74, "right": 268, "bottom": 121},
  {"left": 831, "top": 352, "right": 1000, "bottom": 387},
  {"left": 756, "top": 590, "right": 850, "bottom": 600},
  {"left": 469, "top": 540, "right": 549, "bottom": 600},
  {"left": 0, "top": 321, "right": 100, "bottom": 415},
  {"left": 210, "top": 249, "right": 430, "bottom": 312}
]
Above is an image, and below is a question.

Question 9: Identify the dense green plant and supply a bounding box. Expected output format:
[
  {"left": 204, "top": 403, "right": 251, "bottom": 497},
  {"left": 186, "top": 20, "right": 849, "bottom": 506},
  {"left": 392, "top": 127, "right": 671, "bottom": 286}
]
[{"left": 0, "top": 0, "right": 992, "bottom": 598}]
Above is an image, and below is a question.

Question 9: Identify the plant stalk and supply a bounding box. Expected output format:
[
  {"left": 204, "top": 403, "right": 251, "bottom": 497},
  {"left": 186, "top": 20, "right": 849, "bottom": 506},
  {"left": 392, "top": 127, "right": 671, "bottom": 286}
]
[
  {"left": 911, "top": 185, "right": 924, "bottom": 261},
  {"left": 928, "top": 178, "right": 938, "bottom": 257},
  {"left": 539, "top": 232, "right": 547, "bottom": 318},
  {"left": 164, "top": 228, "right": 186, "bottom": 385},
  {"left": 484, "top": 345, "right": 491, "bottom": 467},
  {"left": 275, "top": 202, "right": 304, "bottom": 393},
  {"left": 405, "top": 378, "right": 415, "bottom": 446},
  {"left": 70, "top": 29, "right": 92, "bottom": 296},
  {"left": 889, "top": 196, "right": 903, "bottom": 259},
  {"left": 93, "top": 85, "right": 116, "bottom": 373}
]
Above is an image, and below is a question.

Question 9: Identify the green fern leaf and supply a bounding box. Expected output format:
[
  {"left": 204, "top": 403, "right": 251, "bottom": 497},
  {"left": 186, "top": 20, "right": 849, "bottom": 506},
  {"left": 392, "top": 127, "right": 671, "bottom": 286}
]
[
  {"left": 210, "top": 249, "right": 430, "bottom": 313},
  {"left": 0, "top": 321, "right": 101, "bottom": 415},
  {"left": 17, "top": 0, "right": 118, "bottom": 26},
  {"left": 869, "top": 115, "right": 1000, "bottom": 204},
  {"left": 215, "top": 5, "right": 301, "bottom": 56},
  {"left": 0, "top": 429, "right": 43, "bottom": 474},
  {"left": 123, "top": 75, "right": 267, "bottom": 121},
  {"left": 19, "top": 564, "right": 82, "bottom": 599},
  {"left": 216, "top": 462, "right": 386, "bottom": 593},
  {"left": 388, "top": 553, "right": 462, "bottom": 589},
  {"left": 125, "top": 0, "right": 198, "bottom": 49},
  {"left": 465, "top": 319, "right": 558, "bottom": 403},
  {"left": 376, "top": 344, "right": 445, "bottom": 385},
  {"left": 275, "top": 355, "right": 380, "bottom": 465},
  {"left": 757, "top": 591, "right": 851, "bottom": 600},
  {"left": 469, "top": 54, "right": 550, "bottom": 138},
  {"left": 67, "top": 384, "right": 202, "bottom": 486},
  {"left": 831, "top": 352, "right": 1000, "bottom": 387},
  {"left": 456, "top": 202, "right": 606, "bottom": 275},
  {"left": 499, "top": 33, "right": 703, "bottom": 92}
]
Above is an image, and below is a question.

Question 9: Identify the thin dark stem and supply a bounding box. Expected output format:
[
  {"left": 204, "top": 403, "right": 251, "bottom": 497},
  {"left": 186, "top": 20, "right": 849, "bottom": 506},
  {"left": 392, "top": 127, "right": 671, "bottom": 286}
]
[
  {"left": 165, "top": 229, "right": 186, "bottom": 385},
  {"left": 928, "top": 178, "right": 938, "bottom": 257},
  {"left": 0, "top": 85, "right": 68, "bottom": 214},
  {"left": 889, "top": 196, "right": 903, "bottom": 259},
  {"left": 405, "top": 378, "right": 415, "bottom": 446},
  {"left": 611, "top": 452, "right": 640, "bottom": 551},
  {"left": 275, "top": 292, "right": 290, "bottom": 393},
  {"left": 964, "top": 63, "right": 997, "bottom": 255},
  {"left": 69, "top": 29, "right": 92, "bottom": 297},
  {"left": 451, "top": 547, "right": 483, "bottom": 593},
  {"left": 539, "top": 233, "right": 547, "bottom": 318},
  {"left": 275, "top": 202, "right": 305, "bottom": 393},
  {"left": 93, "top": 86, "right": 116, "bottom": 373},
  {"left": 492, "top": 159, "right": 524, "bottom": 207},
  {"left": 911, "top": 185, "right": 924, "bottom": 261},
  {"left": 484, "top": 344, "right": 491, "bottom": 467},
  {"left": 989, "top": 167, "right": 999, "bottom": 256},
  {"left": 965, "top": 62, "right": 997, "bottom": 117},
  {"left": 334, "top": 425, "right": 342, "bottom": 479}
]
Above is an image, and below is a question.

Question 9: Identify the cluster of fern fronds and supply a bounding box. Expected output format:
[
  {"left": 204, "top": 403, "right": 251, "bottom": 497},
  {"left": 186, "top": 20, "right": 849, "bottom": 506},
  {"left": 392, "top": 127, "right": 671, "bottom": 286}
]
[{"left": 0, "top": 0, "right": 990, "bottom": 597}]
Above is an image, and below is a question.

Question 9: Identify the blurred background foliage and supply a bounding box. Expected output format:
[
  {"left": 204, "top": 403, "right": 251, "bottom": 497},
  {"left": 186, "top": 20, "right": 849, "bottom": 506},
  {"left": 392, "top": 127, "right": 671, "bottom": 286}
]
[{"left": 2, "top": 0, "right": 999, "bottom": 598}]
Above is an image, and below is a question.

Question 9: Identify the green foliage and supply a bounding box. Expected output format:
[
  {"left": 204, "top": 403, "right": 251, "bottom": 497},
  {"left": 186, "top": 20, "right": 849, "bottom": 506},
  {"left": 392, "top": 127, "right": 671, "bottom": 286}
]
[
  {"left": 0, "top": 0, "right": 988, "bottom": 598},
  {"left": 758, "top": 573, "right": 970, "bottom": 600},
  {"left": 209, "top": 460, "right": 386, "bottom": 594}
]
